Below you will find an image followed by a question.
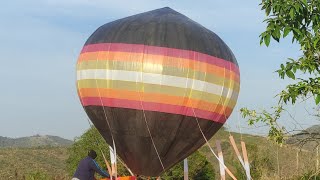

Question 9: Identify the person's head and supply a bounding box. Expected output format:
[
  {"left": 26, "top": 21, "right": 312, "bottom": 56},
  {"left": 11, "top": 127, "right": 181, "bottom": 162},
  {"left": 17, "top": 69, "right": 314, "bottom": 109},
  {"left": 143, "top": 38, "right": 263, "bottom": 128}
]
[{"left": 88, "top": 150, "right": 97, "bottom": 159}]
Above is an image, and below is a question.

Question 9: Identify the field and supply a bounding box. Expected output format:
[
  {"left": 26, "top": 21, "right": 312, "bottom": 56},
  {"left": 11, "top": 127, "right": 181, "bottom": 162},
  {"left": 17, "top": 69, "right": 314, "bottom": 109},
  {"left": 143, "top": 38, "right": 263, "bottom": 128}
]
[
  {"left": 0, "top": 129, "right": 319, "bottom": 179},
  {"left": 0, "top": 147, "right": 70, "bottom": 179},
  {"left": 203, "top": 130, "right": 319, "bottom": 179}
]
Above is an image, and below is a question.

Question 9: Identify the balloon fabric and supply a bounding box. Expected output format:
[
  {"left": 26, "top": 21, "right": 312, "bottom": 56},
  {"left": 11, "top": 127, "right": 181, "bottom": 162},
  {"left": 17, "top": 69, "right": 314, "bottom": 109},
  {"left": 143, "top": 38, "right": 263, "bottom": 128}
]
[{"left": 76, "top": 7, "right": 240, "bottom": 176}]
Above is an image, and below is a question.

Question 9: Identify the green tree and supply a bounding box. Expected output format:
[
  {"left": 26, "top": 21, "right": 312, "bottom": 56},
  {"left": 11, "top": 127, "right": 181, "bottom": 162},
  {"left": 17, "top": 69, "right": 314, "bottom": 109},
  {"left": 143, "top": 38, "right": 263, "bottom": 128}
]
[
  {"left": 241, "top": 0, "right": 320, "bottom": 144},
  {"left": 162, "top": 151, "right": 215, "bottom": 180},
  {"left": 66, "top": 127, "right": 130, "bottom": 178},
  {"left": 67, "top": 127, "right": 215, "bottom": 179}
]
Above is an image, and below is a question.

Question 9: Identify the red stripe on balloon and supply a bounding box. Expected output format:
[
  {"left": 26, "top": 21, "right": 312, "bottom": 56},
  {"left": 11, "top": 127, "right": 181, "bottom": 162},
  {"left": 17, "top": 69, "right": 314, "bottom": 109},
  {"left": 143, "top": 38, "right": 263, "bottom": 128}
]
[
  {"left": 81, "top": 97, "right": 228, "bottom": 123},
  {"left": 81, "top": 43, "right": 240, "bottom": 75}
]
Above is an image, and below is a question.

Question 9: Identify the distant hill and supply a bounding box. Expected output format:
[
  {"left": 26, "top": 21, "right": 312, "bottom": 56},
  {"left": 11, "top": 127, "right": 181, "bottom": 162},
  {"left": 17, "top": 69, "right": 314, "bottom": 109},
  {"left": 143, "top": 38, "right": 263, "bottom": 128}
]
[
  {"left": 0, "top": 135, "right": 73, "bottom": 148},
  {"left": 286, "top": 124, "right": 320, "bottom": 151}
]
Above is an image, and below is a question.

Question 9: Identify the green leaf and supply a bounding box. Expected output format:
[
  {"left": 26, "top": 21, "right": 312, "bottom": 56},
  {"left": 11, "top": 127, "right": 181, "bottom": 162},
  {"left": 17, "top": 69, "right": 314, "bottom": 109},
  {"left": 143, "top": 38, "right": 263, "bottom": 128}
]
[
  {"left": 314, "top": 38, "right": 319, "bottom": 48},
  {"left": 302, "top": 0, "right": 307, "bottom": 7},
  {"left": 266, "top": 6, "right": 271, "bottom": 16},
  {"left": 295, "top": 3, "right": 302, "bottom": 12},
  {"left": 286, "top": 70, "right": 295, "bottom": 79},
  {"left": 316, "top": 95, "right": 320, "bottom": 105},
  {"left": 264, "top": 34, "right": 271, "bottom": 46},
  {"left": 260, "top": 37, "right": 264, "bottom": 45},
  {"left": 272, "top": 26, "right": 281, "bottom": 41},
  {"left": 290, "top": 8, "right": 294, "bottom": 19},
  {"left": 283, "top": 27, "right": 291, "bottom": 37},
  {"left": 292, "top": 66, "right": 297, "bottom": 73},
  {"left": 292, "top": 28, "right": 301, "bottom": 35}
]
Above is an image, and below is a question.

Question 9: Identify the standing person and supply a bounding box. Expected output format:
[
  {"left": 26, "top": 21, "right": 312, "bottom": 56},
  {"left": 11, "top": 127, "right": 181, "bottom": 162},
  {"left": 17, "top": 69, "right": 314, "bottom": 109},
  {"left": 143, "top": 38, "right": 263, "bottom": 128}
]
[{"left": 72, "top": 150, "right": 111, "bottom": 180}]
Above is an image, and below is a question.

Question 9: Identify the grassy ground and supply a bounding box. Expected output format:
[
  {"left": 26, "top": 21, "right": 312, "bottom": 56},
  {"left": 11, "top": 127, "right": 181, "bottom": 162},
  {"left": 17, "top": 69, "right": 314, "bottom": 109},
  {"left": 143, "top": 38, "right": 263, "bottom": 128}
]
[
  {"left": 0, "top": 129, "right": 319, "bottom": 179},
  {"left": 201, "top": 129, "right": 319, "bottom": 179},
  {"left": 0, "top": 147, "right": 70, "bottom": 179}
]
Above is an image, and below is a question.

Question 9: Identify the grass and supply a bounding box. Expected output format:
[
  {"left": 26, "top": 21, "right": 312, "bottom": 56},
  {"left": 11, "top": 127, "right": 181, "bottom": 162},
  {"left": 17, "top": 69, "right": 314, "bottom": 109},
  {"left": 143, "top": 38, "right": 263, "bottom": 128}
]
[
  {"left": 0, "top": 129, "right": 319, "bottom": 179},
  {"left": 201, "top": 129, "right": 319, "bottom": 179},
  {"left": 0, "top": 147, "right": 70, "bottom": 179}
]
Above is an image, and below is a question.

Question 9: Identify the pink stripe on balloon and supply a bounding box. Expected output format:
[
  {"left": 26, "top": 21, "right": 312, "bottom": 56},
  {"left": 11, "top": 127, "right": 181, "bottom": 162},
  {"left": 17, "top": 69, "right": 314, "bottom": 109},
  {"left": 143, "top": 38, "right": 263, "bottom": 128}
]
[
  {"left": 81, "top": 97, "right": 227, "bottom": 123},
  {"left": 81, "top": 43, "right": 239, "bottom": 75}
]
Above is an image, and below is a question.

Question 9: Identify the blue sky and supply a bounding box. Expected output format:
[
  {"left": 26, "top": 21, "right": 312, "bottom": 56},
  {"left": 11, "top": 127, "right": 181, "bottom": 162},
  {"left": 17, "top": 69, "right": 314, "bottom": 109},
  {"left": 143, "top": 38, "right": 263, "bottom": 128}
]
[{"left": 0, "top": 0, "right": 317, "bottom": 139}]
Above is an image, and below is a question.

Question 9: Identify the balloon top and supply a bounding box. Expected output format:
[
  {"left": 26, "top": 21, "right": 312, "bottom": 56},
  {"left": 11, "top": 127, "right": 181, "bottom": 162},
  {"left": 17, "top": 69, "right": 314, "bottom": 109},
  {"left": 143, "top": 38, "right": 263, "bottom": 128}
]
[{"left": 85, "top": 7, "right": 237, "bottom": 65}]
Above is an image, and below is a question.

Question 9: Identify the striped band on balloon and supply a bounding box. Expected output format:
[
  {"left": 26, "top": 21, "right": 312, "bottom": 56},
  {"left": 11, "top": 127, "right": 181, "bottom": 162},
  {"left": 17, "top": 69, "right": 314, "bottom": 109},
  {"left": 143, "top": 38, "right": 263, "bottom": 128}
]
[{"left": 76, "top": 43, "right": 240, "bottom": 123}]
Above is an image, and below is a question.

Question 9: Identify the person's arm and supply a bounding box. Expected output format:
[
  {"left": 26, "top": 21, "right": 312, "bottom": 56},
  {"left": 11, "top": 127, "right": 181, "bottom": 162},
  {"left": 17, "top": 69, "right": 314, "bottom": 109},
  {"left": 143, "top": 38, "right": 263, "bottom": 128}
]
[{"left": 89, "top": 159, "right": 110, "bottom": 178}]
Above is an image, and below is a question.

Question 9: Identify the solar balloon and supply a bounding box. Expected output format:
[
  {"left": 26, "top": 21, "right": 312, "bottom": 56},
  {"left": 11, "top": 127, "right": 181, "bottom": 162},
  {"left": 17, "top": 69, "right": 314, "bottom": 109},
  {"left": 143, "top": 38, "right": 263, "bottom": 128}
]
[{"left": 76, "top": 7, "right": 240, "bottom": 176}]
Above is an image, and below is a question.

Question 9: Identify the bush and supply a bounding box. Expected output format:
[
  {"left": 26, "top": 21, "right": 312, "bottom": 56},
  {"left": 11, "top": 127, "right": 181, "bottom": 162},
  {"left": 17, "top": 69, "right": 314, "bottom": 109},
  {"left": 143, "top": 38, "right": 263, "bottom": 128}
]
[
  {"left": 233, "top": 144, "right": 274, "bottom": 180},
  {"left": 162, "top": 151, "right": 215, "bottom": 180},
  {"left": 66, "top": 127, "right": 129, "bottom": 178},
  {"left": 67, "top": 127, "right": 215, "bottom": 179}
]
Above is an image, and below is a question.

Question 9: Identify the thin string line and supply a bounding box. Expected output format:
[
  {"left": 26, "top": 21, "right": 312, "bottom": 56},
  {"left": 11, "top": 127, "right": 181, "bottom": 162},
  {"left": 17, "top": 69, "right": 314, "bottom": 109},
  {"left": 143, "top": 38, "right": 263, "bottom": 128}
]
[
  {"left": 189, "top": 54, "right": 235, "bottom": 179},
  {"left": 77, "top": 58, "right": 113, "bottom": 177},
  {"left": 138, "top": 92, "right": 166, "bottom": 172},
  {"left": 138, "top": 46, "right": 166, "bottom": 174},
  {"left": 86, "top": 118, "right": 113, "bottom": 176},
  {"left": 191, "top": 108, "right": 237, "bottom": 180},
  {"left": 87, "top": 119, "right": 133, "bottom": 176},
  {"left": 94, "top": 46, "right": 117, "bottom": 179},
  {"left": 77, "top": 47, "right": 117, "bottom": 178}
]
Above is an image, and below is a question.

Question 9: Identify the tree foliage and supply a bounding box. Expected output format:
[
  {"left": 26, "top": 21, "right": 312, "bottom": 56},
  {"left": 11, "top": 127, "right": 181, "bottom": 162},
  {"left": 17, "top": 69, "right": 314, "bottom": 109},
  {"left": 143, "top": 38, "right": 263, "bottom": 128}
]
[
  {"left": 259, "top": 0, "right": 320, "bottom": 105},
  {"left": 241, "top": 106, "right": 286, "bottom": 144},
  {"left": 162, "top": 151, "right": 215, "bottom": 180},
  {"left": 66, "top": 127, "right": 215, "bottom": 179},
  {"left": 66, "top": 127, "right": 130, "bottom": 178},
  {"left": 241, "top": 0, "right": 320, "bottom": 144}
]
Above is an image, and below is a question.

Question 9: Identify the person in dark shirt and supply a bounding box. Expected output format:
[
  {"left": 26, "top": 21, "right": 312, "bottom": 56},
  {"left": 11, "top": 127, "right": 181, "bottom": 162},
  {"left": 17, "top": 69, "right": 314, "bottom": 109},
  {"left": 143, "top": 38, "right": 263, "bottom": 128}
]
[{"left": 72, "top": 150, "right": 111, "bottom": 180}]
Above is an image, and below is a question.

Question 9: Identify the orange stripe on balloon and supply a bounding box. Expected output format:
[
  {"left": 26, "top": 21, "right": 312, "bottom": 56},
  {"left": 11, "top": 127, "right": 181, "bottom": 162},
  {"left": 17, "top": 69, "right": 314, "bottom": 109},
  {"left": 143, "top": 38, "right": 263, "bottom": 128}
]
[
  {"left": 78, "top": 88, "right": 233, "bottom": 115},
  {"left": 78, "top": 51, "right": 240, "bottom": 83},
  {"left": 81, "top": 43, "right": 239, "bottom": 74}
]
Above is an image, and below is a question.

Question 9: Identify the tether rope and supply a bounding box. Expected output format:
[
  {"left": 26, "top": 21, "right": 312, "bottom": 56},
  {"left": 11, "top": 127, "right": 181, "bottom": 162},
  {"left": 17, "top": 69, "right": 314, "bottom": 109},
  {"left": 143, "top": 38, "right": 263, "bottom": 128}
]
[
  {"left": 191, "top": 108, "right": 237, "bottom": 180},
  {"left": 186, "top": 55, "right": 236, "bottom": 179},
  {"left": 76, "top": 57, "right": 113, "bottom": 177},
  {"left": 87, "top": 117, "right": 134, "bottom": 175},
  {"left": 86, "top": 118, "right": 113, "bottom": 176},
  {"left": 137, "top": 45, "right": 166, "bottom": 173},
  {"left": 94, "top": 48, "right": 117, "bottom": 179}
]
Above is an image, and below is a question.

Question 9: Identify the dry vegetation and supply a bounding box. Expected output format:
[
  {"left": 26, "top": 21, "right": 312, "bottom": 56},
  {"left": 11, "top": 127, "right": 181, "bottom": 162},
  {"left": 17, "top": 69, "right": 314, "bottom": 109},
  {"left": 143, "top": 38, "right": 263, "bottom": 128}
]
[
  {"left": 0, "top": 147, "right": 70, "bottom": 179},
  {"left": 0, "top": 129, "right": 319, "bottom": 179},
  {"left": 202, "top": 129, "right": 320, "bottom": 179}
]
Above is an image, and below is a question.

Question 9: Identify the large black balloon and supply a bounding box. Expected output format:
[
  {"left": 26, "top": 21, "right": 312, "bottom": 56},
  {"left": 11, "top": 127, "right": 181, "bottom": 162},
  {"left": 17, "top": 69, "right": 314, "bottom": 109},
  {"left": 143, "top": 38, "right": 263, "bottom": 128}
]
[{"left": 77, "top": 7, "right": 239, "bottom": 176}]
